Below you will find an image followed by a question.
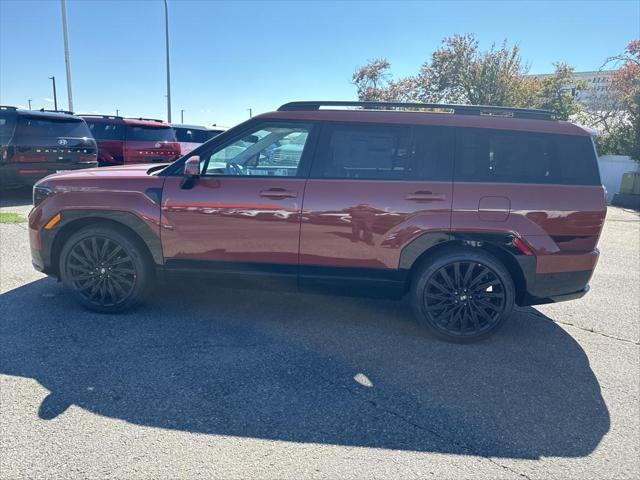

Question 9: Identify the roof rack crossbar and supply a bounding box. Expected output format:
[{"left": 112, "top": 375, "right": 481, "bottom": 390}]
[{"left": 277, "top": 101, "right": 555, "bottom": 120}]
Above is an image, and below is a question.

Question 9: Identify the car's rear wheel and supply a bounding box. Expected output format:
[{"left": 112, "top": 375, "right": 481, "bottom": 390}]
[
  {"left": 411, "top": 249, "right": 515, "bottom": 342},
  {"left": 59, "top": 225, "right": 153, "bottom": 312}
]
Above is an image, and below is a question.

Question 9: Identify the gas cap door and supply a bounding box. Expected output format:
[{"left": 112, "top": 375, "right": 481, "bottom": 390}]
[{"left": 478, "top": 196, "right": 511, "bottom": 222}]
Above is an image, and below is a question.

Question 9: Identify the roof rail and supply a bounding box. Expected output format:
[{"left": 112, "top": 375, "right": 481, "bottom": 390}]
[
  {"left": 128, "top": 117, "right": 164, "bottom": 123},
  {"left": 277, "top": 101, "right": 555, "bottom": 120},
  {"left": 38, "top": 108, "right": 75, "bottom": 115},
  {"left": 77, "top": 114, "right": 123, "bottom": 120},
  {"left": 0, "top": 105, "right": 18, "bottom": 110}
]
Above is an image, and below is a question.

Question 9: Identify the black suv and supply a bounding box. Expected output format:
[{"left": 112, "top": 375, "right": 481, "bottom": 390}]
[{"left": 0, "top": 106, "right": 97, "bottom": 189}]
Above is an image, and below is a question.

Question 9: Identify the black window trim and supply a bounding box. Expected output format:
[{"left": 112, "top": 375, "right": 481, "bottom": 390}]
[{"left": 163, "top": 118, "right": 320, "bottom": 179}]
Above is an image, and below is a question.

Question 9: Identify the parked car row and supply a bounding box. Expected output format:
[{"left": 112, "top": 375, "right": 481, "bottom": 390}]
[{"left": 0, "top": 105, "right": 225, "bottom": 188}]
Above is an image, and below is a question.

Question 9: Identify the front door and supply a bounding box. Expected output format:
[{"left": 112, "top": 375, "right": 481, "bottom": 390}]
[{"left": 161, "top": 120, "right": 315, "bottom": 284}]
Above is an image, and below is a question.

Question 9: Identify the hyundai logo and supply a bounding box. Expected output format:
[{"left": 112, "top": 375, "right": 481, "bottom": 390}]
[
  {"left": 155, "top": 142, "right": 162, "bottom": 148},
  {"left": 57, "top": 139, "right": 68, "bottom": 146}
]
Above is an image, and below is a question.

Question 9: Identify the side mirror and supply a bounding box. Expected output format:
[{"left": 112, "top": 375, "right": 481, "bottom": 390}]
[{"left": 181, "top": 156, "right": 200, "bottom": 189}]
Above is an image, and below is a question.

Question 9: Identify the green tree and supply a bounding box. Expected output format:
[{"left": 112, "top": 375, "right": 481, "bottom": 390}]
[
  {"left": 352, "top": 34, "right": 584, "bottom": 120},
  {"left": 535, "top": 63, "right": 586, "bottom": 120}
]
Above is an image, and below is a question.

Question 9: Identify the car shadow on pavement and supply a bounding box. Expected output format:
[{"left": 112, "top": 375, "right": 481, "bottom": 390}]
[{"left": 0, "top": 277, "right": 610, "bottom": 460}]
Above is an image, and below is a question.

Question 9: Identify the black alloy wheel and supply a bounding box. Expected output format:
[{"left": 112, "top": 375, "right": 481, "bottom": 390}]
[
  {"left": 412, "top": 250, "right": 515, "bottom": 342},
  {"left": 66, "top": 236, "right": 137, "bottom": 307},
  {"left": 60, "top": 225, "right": 153, "bottom": 312}
]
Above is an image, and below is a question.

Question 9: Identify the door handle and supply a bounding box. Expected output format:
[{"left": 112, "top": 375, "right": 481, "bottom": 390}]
[
  {"left": 405, "top": 191, "right": 446, "bottom": 202},
  {"left": 259, "top": 188, "right": 297, "bottom": 199}
]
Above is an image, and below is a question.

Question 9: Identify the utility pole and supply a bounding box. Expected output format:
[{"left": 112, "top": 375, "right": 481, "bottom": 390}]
[
  {"left": 49, "top": 76, "right": 58, "bottom": 111},
  {"left": 60, "top": 0, "right": 74, "bottom": 112},
  {"left": 28, "top": 99, "right": 32, "bottom": 110},
  {"left": 248, "top": 108, "right": 252, "bottom": 118},
  {"left": 163, "top": 0, "right": 172, "bottom": 122},
  {"left": 181, "top": 109, "right": 184, "bottom": 124},
  {"left": 116, "top": 109, "right": 120, "bottom": 116}
]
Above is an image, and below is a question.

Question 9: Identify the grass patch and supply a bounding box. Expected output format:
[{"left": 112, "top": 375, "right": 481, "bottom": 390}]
[{"left": 0, "top": 212, "right": 27, "bottom": 224}]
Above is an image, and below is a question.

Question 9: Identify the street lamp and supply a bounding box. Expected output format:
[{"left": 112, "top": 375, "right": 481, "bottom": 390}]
[
  {"left": 116, "top": 109, "right": 120, "bottom": 116},
  {"left": 49, "top": 76, "right": 58, "bottom": 111},
  {"left": 163, "top": 0, "right": 172, "bottom": 123},
  {"left": 181, "top": 109, "right": 185, "bottom": 124},
  {"left": 28, "top": 99, "right": 32, "bottom": 110},
  {"left": 248, "top": 108, "right": 252, "bottom": 118},
  {"left": 60, "top": 0, "right": 73, "bottom": 112}
]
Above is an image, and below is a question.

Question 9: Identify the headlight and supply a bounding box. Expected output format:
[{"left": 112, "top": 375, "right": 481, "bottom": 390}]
[{"left": 33, "top": 185, "right": 54, "bottom": 208}]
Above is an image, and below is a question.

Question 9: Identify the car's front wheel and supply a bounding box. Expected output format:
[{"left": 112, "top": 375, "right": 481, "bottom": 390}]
[
  {"left": 59, "top": 224, "right": 153, "bottom": 312},
  {"left": 411, "top": 249, "right": 515, "bottom": 342}
]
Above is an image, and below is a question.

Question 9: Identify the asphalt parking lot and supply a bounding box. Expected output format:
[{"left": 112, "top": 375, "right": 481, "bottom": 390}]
[{"left": 1, "top": 188, "right": 638, "bottom": 479}]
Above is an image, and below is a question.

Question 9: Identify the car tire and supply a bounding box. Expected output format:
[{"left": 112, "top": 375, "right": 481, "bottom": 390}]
[
  {"left": 410, "top": 249, "right": 515, "bottom": 343},
  {"left": 59, "top": 224, "right": 154, "bottom": 313}
]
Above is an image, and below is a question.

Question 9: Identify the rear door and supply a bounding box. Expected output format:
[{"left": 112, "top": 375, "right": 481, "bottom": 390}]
[
  {"left": 299, "top": 122, "right": 454, "bottom": 292},
  {"left": 161, "top": 120, "right": 316, "bottom": 286}
]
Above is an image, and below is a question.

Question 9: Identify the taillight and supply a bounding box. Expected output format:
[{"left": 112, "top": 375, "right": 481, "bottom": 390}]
[
  {"left": 16, "top": 155, "right": 47, "bottom": 162},
  {"left": 513, "top": 237, "right": 534, "bottom": 256}
]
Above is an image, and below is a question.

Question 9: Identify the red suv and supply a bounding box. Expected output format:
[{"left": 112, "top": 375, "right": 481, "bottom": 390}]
[
  {"left": 81, "top": 115, "right": 181, "bottom": 166},
  {"left": 29, "top": 101, "right": 606, "bottom": 342}
]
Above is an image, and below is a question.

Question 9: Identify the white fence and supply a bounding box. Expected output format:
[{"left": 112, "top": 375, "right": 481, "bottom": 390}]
[{"left": 597, "top": 155, "right": 639, "bottom": 202}]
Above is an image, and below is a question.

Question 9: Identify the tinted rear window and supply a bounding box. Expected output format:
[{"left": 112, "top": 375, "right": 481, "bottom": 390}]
[
  {"left": 173, "top": 127, "right": 209, "bottom": 143},
  {"left": 0, "top": 112, "right": 17, "bottom": 144},
  {"left": 208, "top": 129, "right": 225, "bottom": 139},
  {"left": 15, "top": 116, "right": 92, "bottom": 145},
  {"left": 87, "top": 121, "right": 125, "bottom": 140},
  {"left": 455, "top": 129, "right": 600, "bottom": 186},
  {"left": 126, "top": 126, "right": 176, "bottom": 142}
]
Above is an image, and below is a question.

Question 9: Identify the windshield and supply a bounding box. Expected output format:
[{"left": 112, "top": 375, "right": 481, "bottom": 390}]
[
  {"left": 15, "top": 116, "right": 92, "bottom": 145},
  {"left": 126, "top": 125, "right": 176, "bottom": 142}
]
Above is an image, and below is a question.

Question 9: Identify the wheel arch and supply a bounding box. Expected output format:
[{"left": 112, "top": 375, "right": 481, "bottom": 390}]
[
  {"left": 45, "top": 210, "right": 163, "bottom": 276},
  {"left": 401, "top": 232, "right": 532, "bottom": 305}
]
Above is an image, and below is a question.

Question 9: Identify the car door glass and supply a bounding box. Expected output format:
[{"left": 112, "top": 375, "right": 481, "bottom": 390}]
[{"left": 204, "top": 124, "right": 311, "bottom": 177}]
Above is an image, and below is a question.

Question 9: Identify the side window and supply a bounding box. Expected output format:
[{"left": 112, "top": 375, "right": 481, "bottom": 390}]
[
  {"left": 203, "top": 123, "right": 312, "bottom": 177},
  {"left": 413, "top": 126, "right": 455, "bottom": 181},
  {"left": 312, "top": 124, "right": 412, "bottom": 180},
  {"left": 455, "top": 128, "right": 600, "bottom": 185}
]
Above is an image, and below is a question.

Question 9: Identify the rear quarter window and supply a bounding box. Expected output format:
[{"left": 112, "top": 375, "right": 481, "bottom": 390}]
[{"left": 455, "top": 128, "right": 601, "bottom": 186}]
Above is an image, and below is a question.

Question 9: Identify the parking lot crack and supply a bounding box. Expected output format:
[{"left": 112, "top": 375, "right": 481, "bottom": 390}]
[{"left": 519, "top": 308, "right": 640, "bottom": 345}]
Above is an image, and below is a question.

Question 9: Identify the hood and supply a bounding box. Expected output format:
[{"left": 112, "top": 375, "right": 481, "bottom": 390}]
[{"left": 38, "top": 163, "right": 168, "bottom": 183}]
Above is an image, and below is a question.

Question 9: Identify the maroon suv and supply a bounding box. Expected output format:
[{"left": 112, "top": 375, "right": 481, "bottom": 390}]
[
  {"left": 81, "top": 115, "right": 181, "bottom": 166},
  {"left": 29, "top": 101, "right": 606, "bottom": 342}
]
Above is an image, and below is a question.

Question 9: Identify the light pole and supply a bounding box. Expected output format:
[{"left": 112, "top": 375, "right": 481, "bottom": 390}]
[
  {"left": 49, "top": 76, "right": 58, "bottom": 111},
  {"left": 248, "top": 108, "right": 252, "bottom": 118},
  {"left": 181, "top": 109, "right": 184, "bottom": 124},
  {"left": 116, "top": 109, "right": 120, "bottom": 116},
  {"left": 163, "top": 0, "right": 171, "bottom": 123},
  {"left": 28, "top": 99, "right": 32, "bottom": 110},
  {"left": 60, "top": 0, "right": 73, "bottom": 112}
]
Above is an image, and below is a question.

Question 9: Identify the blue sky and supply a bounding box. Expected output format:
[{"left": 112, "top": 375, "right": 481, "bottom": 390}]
[{"left": 1, "top": 0, "right": 638, "bottom": 126}]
